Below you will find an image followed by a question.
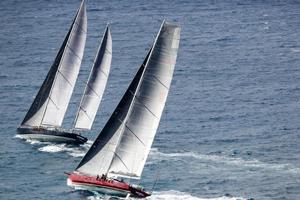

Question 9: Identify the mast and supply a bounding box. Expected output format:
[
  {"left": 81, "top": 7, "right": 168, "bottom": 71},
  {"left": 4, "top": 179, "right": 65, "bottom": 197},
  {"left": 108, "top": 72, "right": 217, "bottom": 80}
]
[
  {"left": 73, "top": 25, "right": 112, "bottom": 131},
  {"left": 108, "top": 21, "right": 180, "bottom": 179},
  {"left": 75, "top": 21, "right": 180, "bottom": 179},
  {"left": 21, "top": 0, "right": 87, "bottom": 128},
  {"left": 106, "top": 21, "right": 165, "bottom": 178}
]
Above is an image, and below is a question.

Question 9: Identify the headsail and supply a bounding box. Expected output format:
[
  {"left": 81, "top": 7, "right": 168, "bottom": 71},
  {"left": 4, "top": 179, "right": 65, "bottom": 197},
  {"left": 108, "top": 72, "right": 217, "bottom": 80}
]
[
  {"left": 76, "top": 21, "right": 180, "bottom": 179},
  {"left": 21, "top": 0, "right": 87, "bottom": 127},
  {"left": 74, "top": 25, "right": 112, "bottom": 130}
]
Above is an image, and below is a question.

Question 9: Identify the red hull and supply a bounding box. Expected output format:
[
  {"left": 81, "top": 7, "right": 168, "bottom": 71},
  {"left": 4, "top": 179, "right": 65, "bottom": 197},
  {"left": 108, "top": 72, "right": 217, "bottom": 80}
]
[{"left": 67, "top": 172, "right": 151, "bottom": 198}]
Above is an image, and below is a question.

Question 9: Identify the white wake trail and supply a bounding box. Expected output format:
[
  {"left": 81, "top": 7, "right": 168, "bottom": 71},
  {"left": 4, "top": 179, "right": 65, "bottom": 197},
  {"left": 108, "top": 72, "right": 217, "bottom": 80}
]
[
  {"left": 148, "top": 148, "right": 300, "bottom": 174},
  {"left": 147, "top": 190, "right": 246, "bottom": 200}
]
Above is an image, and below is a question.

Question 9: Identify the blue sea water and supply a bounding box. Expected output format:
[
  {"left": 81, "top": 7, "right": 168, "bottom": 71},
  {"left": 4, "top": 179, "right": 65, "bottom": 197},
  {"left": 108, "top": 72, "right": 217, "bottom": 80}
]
[{"left": 1, "top": 0, "right": 300, "bottom": 199}]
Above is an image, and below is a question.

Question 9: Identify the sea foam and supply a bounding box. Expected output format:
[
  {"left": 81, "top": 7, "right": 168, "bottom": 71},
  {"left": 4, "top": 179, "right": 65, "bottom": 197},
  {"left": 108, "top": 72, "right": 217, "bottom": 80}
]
[
  {"left": 37, "top": 140, "right": 92, "bottom": 157},
  {"left": 148, "top": 148, "right": 300, "bottom": 174},
  {"left": 86, "top": 190, "right": 246, "bottom": 200}
]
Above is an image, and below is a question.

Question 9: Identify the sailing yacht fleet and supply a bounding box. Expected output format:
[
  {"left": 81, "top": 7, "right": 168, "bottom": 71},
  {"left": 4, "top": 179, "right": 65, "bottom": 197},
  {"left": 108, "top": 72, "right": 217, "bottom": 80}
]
[{"left": 17, "top": 0, "right": 180, "bottom": 198}]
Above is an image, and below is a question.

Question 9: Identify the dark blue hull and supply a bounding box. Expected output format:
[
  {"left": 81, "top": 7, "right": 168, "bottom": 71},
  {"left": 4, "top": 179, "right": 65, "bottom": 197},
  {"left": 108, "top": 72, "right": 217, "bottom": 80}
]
[{"left": 17, "top": 127, "right": 87, "bottom": 145}]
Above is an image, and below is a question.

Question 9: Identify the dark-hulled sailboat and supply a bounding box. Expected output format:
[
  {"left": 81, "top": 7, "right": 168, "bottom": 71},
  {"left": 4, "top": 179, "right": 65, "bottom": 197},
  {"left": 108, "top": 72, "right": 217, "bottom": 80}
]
[
  {"left": 67, "top": 21, "right": 181, "bottom": 198},
  {"left": 17, "top": 1, "right": 112, "bottom": 145}
]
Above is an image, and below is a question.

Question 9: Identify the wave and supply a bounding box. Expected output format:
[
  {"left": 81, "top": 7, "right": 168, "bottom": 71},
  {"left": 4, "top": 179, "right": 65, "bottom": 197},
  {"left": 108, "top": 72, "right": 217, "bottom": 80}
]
[
  {"left": 14, "top": 134, "right": 43, "bottom": 145},
  {"left": 38, "top": 140, "right": 92, "bottom": 157},
  {"left": 148, "top": 148, "right": 300, "bottom": 174},
  {"left": 85, "top": 190, "right": 246, "bottom": 200},
  {"left": 148, "top": 191, "right": 246, "bottom": 200},
  {"left": 15, "top": 135, "right": 92, "bottom": 157},
  {"left": 291, "top": 48, "right": 300, "bottom": 53}
]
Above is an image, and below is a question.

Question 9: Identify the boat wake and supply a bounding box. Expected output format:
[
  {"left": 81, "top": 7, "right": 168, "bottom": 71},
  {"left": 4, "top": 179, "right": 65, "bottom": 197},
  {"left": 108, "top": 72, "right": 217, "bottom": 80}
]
[
  {"left": 85, "top": 190, "right": 246, "bottom": 200},
  {"left": 15, "top": 134, "right": 92, "bottom": 157},
  {"left": 148, "top": 191, "right": 246, "bottom": 200},
  {"left": 148, "top": 148, "right": 300, "bottom": 174}
]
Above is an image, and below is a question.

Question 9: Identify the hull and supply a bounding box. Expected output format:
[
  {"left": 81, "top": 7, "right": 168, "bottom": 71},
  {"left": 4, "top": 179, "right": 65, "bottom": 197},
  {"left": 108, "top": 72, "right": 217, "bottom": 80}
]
[
  {"left": 67, "top": 172, "right": 151, "bottom": 198},
  {"left": 17, "top": 127, "right": 87, "bottom": 145}
]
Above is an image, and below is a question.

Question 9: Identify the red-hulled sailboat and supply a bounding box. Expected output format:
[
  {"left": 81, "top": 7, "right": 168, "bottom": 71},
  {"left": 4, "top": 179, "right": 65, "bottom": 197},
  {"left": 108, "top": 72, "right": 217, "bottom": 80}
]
[{"left": 67, "top": 20, "right": 181, "bottom": 198}]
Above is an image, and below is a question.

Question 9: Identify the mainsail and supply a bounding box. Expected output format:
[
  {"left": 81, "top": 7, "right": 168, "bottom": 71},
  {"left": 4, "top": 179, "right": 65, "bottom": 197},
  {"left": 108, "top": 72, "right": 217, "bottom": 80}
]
[
  {"left": 21, "top": 0, "right": 87, "bottom": 127},
  {"left": 76, "top": 21, "right": 180, "bottom": 179},
  {"left": 74, "top": 25, "right": 112, "bottom": 130}
]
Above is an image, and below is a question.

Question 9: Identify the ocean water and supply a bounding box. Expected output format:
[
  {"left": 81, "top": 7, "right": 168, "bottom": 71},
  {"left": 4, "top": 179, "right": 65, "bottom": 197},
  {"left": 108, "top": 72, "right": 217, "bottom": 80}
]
[{"left": 1, "top": 0, "right": 300, "bottom": 199}]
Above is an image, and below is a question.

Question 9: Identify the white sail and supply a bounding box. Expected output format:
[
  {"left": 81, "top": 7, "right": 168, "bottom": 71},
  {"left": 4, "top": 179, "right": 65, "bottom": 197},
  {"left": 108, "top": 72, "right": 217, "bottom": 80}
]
[
  {"left": 21, "top": 1, "right": 87, "bottom": 127},
  {"left": 108, "top": 21, "right": 180, "bottom": 178},
  {"left": 74, "top": 25, "right": 112, "bottom": 130},
  {"left": 76, "top": 21, "right": 180, "bottom": 179}
]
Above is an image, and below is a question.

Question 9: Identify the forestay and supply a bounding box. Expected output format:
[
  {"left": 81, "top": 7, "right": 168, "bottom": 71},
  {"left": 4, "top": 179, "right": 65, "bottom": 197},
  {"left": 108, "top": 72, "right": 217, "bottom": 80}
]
[
  {"left": 21, "top": 0, "right": 87, "bottom": 127},
  {"left": 76, "top": 21, "right": 180, "bottom": 179},
  {"left": 74, "top": 25, "right": 112, "bottom": 130}
]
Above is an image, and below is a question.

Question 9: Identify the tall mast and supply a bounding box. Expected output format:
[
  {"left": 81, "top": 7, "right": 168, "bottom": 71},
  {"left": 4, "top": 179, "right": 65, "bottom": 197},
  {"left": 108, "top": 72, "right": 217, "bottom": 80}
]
[{"left": 75, "top": 21, "right": 181, "bottom": 179}]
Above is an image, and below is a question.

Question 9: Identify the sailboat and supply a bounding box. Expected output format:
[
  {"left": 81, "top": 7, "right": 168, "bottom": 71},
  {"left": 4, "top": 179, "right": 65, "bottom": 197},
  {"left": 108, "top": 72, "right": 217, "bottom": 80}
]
[
  {"left": 17, "top": 0, "right": 112, "bottom": 145},
  {"left": 67, "top": 20, "right": 181, "bottom": 198}
]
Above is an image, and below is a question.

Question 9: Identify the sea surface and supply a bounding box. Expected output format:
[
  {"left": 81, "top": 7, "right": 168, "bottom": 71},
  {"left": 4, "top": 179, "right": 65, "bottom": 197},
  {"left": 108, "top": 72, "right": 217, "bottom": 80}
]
[{"left": 1, "top": 0, "right": 300, "bottom": 199}]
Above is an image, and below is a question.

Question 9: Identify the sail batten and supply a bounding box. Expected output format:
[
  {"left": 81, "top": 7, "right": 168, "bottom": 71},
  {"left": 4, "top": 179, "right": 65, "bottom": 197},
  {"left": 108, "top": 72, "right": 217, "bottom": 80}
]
[
  {"left": 73, "top": 25, "right": 112, "bottom": 130},
  {"left": 21, "top": 0, "right": 87, "bottom": 128}
]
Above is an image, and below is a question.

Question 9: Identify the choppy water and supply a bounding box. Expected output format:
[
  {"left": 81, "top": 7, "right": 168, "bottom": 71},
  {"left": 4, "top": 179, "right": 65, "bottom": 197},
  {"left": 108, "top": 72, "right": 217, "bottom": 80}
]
[{"left": 1, "top": 0, "right": 300, "bottom": 199}]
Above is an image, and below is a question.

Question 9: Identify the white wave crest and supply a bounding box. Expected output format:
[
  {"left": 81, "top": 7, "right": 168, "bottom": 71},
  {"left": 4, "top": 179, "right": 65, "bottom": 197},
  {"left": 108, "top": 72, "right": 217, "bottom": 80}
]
[
  {"left": 38, "top": 140, "right": 92, "bottom": 157},
  {"left": 147, "top": 191, "right": 246, "bottom": 200},
  {"left": 291, "top": 48, "right": 300, "bottom": 53},
  {"left": 85, "top": 190, "right": 245, "bottom": 200},
  {"left": 15, "top": 134, "right": 93, "bottom": 157},
  {"left": 148, "top": 149, "right": 300, "bottom": 174},
  {"left": 14, "top": 134, "right": 44, "bottom": 145}
]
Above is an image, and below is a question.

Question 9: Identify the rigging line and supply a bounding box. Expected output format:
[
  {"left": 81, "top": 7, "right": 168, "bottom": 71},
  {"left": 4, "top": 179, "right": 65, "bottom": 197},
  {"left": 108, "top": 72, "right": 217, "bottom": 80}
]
[
  {"left": 151, "top": 166, "right": 160, "bottom": 192},
  {"left": 48, "top": 96, "right": 60, "bottom": 110},
  {"left": 113, "top": 152, "right": 130, "bottom": 171},
  {"left": 151, "top": 102, "right": 168, "bottom": 192},
  {"left": 57, "top": 70, "right": 73, "bottom": 87}
]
